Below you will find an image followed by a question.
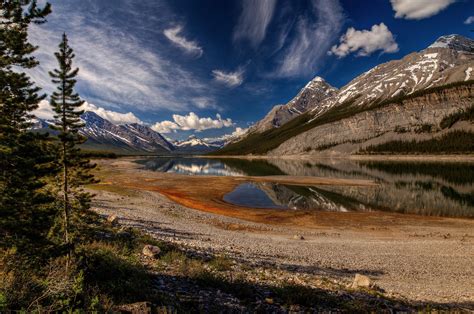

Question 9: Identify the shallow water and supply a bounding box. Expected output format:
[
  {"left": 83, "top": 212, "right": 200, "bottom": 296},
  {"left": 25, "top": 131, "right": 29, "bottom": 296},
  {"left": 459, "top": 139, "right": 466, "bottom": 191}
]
[{"left": 137, "top": 157, "right": 474, "bottom": 218}]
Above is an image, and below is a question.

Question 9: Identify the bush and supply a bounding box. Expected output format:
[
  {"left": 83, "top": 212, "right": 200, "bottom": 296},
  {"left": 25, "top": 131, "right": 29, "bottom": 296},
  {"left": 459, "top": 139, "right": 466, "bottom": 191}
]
[
  {"left": 394, "top": 126, "right": 408, "bottom": 133},
  {"left": 414, "top": 124, "right": 433, "bottom": 133},
  {"left": 76, "top": 242, "right": 151, "bottom": 307}
]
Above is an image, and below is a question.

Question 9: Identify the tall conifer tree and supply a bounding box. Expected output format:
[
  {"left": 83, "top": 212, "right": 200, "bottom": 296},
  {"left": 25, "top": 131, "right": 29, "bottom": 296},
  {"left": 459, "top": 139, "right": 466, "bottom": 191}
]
[
  {"left": 0, "top": 1, "right": 54, "bottom": 251},
  {"left": 49, "top": 33, "right": 96, "bottom": 256}
]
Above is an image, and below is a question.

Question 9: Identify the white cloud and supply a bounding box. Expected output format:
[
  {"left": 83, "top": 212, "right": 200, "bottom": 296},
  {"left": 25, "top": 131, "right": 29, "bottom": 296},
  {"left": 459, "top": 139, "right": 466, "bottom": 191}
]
[
  {"left": 223, "top": 127, "right": 248, "bottom": 139},
  {"left": 151, "top": 120, "right": 181, "bottom": 134},
  {"left": 390, "top": 0, "right": 455, "bottom": 20},
  {"left": 465, "top": 16, "right": 474, "bottom": 24},
  {"left": 163, "top": 25, "right": 203, "bottom": 57},
  {"left": 81, "top": 102, "right": 143, "bottom": 124},
  {"left": 32, "top": 100, "right": 143, "bottom": 125},
  {"left": 212, "top": 68, "right": 244, "bottom": 87},
  {"left": 151, "top": 112, "right": 234, "bottom": 133},
  {"left": 33, "top": 100, "right": 56, "bottom": 120},
  {"left": 203, "top": 127, "right": 249, "bottom": 143},
  {"left": 233, "top": 0, "right": 277, "bottom": 47},
  {"left": 275, "top": 0, "right": 344, "bottom": 77},
  {"left": 191, "top": 97, "right": 218, "bottom": 109},
  {"left": 329, "top": 23, "right": 399, "bottom": 58},
  {"left": 27, "top": 2, "right": 215, "bottom": 114}
]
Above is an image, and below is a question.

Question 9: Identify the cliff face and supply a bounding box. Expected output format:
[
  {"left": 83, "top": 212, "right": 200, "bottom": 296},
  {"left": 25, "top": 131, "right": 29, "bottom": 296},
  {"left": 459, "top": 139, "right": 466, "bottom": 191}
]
[{"left": 269, "top": 84, "right": 474, "bottom": 156}]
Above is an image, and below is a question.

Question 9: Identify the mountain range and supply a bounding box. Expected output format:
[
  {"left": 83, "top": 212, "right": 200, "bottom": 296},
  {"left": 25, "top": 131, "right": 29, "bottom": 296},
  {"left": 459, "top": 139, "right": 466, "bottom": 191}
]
[
  {"left": 32, "top": 111, "right": 225, "bottom": 154},
  {"left": 216, "top": 34, "right": 474, "bottom": 156},
  {"left": 32, "top": 35, "right": 473, "bottom": 156}
]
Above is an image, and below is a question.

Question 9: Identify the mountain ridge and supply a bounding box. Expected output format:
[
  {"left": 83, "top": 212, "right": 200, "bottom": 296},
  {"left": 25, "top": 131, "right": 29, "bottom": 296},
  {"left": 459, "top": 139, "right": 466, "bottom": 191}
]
[
  {"left": 33, "top": 111, "right": 175, "bottom": 154},
  {"left": 215, "top": 34, "right": 474, "bottom": 156}
]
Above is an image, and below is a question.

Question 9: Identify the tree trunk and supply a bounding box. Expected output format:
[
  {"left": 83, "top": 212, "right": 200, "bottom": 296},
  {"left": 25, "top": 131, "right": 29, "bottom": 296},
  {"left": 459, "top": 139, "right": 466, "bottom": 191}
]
[
  {"left": 62, "top": 78, "right": 70, "bottom": 271},
  {"left": 63, "top": 141, "right": 70, "bottom": 271}
]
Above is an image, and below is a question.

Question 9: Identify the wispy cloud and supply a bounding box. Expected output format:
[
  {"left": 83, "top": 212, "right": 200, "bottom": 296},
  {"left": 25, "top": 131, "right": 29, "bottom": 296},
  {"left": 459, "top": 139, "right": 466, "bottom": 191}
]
[
  {"left": 390, "top": 0, "right": 456, "bottom": 20},
  {"left": 275, "top": 0, "right": 344, "bottom": 78},
  {"left": 27, "top": 1, "right": 215, "bottom": 114},
  {"left": 33, "top": 100, "right": 143, "bottom": 125},
  {"left": 151, "top": 112, "right": 234, "bottom": 133},
  {"left": 212, "top": 68, "right": 245, "bottom": 87},
  {"left": 465, "top": 16, "right": 474, "bottom": 24},
  {"left": 233, "top": 0, "right": 277, "bottom": 47},
  {"left": 191, "top": 96, "right": 219, "bottom": 110},
  {"left": 329, "top": 23, "right": 399, "bottom": 58},
  {"left": 163, "top": 25, "right": 203, "bottom": 57}
]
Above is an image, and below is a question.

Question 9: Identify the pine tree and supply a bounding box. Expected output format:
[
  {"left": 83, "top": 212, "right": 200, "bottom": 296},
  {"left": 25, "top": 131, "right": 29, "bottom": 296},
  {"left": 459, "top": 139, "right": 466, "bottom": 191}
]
[
  {"left": 0, "top": 1, "right": 55, "bottom": 252},
  {"left": 49, "top": 33, "right": 96, "bottom": 259}
]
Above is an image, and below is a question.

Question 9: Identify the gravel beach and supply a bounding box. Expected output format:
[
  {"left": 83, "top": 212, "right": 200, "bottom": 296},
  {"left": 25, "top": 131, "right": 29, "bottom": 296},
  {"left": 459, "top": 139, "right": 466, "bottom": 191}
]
[{"left": 90, "top": 178, "right": 474, "bottom": 307}]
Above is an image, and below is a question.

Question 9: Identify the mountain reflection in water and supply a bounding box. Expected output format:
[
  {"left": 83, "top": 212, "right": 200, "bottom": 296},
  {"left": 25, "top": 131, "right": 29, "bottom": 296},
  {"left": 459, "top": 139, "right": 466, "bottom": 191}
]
[{"left": 136, "top": 157, "right": 474, "bottom": 218}]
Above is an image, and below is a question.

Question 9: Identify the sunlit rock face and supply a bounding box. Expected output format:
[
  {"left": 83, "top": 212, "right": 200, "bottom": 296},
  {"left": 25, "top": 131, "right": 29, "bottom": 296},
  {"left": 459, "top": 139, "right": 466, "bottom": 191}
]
[
  {"left": 269, "top": 84, "right": 474, "bottom": 155},
  {"left": 249, "top": 76, "right": 338, "bottom": 133},
  {"left": 237, "top": 35, "right": 474, "bottom": 156}
]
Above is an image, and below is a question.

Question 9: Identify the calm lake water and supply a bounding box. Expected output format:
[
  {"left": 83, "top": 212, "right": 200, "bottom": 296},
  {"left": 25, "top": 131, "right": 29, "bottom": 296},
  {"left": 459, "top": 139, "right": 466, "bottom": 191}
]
[{"left": 137, "top": 157, "right": 474, "bottom": 218}]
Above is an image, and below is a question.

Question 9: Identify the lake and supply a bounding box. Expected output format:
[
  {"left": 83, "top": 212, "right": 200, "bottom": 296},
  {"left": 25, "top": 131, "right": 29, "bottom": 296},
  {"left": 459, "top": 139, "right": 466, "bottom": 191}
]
[{"left": 136, "top": 157, "right": 474, "bottom": 218}]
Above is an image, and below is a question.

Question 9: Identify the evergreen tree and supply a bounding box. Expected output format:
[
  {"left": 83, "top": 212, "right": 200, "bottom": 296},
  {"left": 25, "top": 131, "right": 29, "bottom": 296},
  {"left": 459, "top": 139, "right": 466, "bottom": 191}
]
[
  {"left": 0, "top": 1, "right": 54, "bottom": 252},
  {"left": 49, "top": 33, "right": 96, "bottom": 258}
]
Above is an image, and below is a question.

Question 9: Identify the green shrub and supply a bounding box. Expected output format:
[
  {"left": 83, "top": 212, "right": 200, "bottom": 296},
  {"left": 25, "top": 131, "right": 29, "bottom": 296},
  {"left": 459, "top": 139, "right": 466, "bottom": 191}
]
[
  {"left": 77, "top": 241, "right": 151, "bottom": 305},
  {"left": 209, "top": 255, "right": 233, "bottom": 272}
]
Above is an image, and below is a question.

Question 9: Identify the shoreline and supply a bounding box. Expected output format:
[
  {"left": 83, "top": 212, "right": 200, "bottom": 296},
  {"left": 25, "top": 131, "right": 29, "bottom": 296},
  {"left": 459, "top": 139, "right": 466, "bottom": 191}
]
[
  {"left": 201, "top": 154, "right": 474, "bottom": 162},
  {"left": 90, "top": 187, "right": 474, "bottom": 306},
  {"left": 88, "top": 158, "right": 474, "bottom": 305}
]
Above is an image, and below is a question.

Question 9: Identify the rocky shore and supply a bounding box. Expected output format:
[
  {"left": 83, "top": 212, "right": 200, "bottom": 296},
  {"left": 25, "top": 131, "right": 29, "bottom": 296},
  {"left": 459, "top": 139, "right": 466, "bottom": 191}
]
[{"left": 89, "top": 186, "right": 474, "bottom": 309}]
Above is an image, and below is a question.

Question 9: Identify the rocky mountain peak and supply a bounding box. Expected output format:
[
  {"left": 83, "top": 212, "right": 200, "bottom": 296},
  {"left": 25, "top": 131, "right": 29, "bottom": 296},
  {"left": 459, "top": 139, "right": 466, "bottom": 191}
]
[
  {"left": 248, "top": 76, "right": 338, "bottom": 133},
  {"left": 428, "top": 34, "right": 474, "bottom": 53}
]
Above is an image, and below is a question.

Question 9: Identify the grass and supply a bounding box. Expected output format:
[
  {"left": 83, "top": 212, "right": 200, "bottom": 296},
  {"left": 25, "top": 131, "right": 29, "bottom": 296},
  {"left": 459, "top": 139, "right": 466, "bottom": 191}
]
[
  {"left": 0, "top": 208, "right": 170, "bottom": 311},
  {"left": 212, "top": 80, "right": 474, "bottom": 155}
]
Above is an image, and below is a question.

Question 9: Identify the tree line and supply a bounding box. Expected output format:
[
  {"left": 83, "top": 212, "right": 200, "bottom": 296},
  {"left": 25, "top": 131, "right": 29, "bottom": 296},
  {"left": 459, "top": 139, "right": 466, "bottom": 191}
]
[{"left": 0, "top": 0, "right": 101, "bottom": 309}]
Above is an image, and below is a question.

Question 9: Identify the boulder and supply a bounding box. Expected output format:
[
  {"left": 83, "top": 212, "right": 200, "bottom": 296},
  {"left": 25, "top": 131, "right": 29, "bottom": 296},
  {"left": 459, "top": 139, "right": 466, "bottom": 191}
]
[
  {"left": 351, "top": 273, "right": 371, "bottom": 289},
  {"left": 142, "top": 245, "right": 161, "bottom": 258},
  {"left": 107, "top": 214, "right": 118, "bottom": 225},
  {"left": 293, "top": 234, "right": 305, "bottom": 240}
]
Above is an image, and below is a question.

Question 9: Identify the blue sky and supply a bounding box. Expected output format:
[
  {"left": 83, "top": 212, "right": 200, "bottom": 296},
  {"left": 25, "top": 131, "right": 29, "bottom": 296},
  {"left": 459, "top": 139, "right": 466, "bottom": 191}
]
[{"left": 30, "top": 0, "right": 474, "bottom": 140}]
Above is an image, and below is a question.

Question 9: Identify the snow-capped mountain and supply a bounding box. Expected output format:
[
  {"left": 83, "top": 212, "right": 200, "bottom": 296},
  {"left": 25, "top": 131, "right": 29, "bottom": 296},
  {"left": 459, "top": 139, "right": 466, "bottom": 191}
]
[
  {"left": 250, "top": 76, "right": 338, "bottom": 133},
  {"left": 80, "top": 111, "right": 174, "bottom": 153},
  {"left": 310, "top": 34, "right": 474, "bottom": 116},
  {"left": 33, "top": 111, "right": 174, "bottom": 153},
  {"left": 174, "top": 135, "right": 222, "bottom": 153},
  {"left": 218, "top": 34, "right": 474, "bottom": 156},
  {"left": 247, "top": 35, "right": 473, "bottom": 136}
]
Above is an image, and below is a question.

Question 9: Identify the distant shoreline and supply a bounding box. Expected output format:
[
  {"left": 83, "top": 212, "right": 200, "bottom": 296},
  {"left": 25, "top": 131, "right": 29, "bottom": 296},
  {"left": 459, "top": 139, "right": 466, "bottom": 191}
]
[{"left": 200, "top": 154, "right": 474, "bottom": 162}]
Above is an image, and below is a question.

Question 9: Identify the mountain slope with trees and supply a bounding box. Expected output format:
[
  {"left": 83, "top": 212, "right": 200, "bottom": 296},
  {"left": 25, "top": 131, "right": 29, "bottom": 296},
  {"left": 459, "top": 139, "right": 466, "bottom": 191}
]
[{"left": 215, "top": 35, "right": 474, "bottom": 156}]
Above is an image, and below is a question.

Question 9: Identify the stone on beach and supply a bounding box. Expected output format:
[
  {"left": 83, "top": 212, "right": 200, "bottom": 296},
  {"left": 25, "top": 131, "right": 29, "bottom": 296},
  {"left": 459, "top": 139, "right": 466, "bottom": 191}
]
[
  {"left": 143, "top": 245, "right": 161, "bottom": 258},
  {"left": 351, "top": 274, "right": 372, "bottom": 289},
  {"left": 107, "top": 214, "right": 118, "bottom": 225}
]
